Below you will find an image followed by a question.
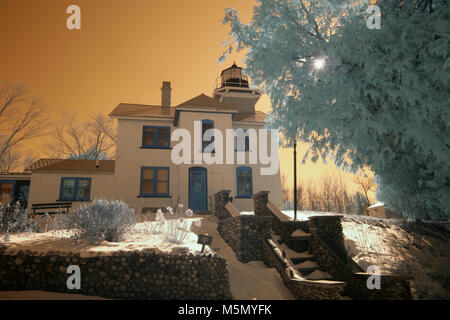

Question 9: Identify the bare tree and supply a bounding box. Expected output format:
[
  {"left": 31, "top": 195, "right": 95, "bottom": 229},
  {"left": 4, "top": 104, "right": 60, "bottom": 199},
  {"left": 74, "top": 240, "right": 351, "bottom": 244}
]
[
  {"left": 354, "top": 168, "right": 376, "bottom": 206},
  {"left": 0, "top": 149, "right": 21, "bottom": 173},
  {"left": 320, "top": 173, "right": 334, "bottom": 212},
  {"left": 297, "top": 171, "right": 357, "bottom": 214},
  {"left": 305, "top": 181, "right": 320, "bottom": 211},
  {"left": 0, "top": 82, "right": 48, "bottom": 172},
  {"left": 296, "top": 181, "right": 305, "bottom": 210},
  {"left": 280, "top": 173, "right": 290, "bottom": 204},
  {"left": 46, "top": 112, "right": 117, "bottom": 160}
]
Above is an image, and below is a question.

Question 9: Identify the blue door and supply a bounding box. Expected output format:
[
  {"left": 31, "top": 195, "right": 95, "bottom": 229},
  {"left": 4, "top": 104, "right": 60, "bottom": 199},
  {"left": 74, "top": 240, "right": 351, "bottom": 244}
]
[{"left": 189, "top": 167, "right": 207, "bottom": 211}]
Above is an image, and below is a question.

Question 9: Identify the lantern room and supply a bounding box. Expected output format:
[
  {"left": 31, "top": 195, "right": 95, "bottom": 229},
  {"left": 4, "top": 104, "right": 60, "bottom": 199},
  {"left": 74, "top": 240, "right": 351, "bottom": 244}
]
[{"left": 220, "top": 63, "right": 249, "bottom": 88}]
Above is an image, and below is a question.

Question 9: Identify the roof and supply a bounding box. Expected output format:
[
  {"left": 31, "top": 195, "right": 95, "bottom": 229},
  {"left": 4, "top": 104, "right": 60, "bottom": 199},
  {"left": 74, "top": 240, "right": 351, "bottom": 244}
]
[
  {"left": 26, "top": 159, "right": 115, "bottom": 173},
  {"left": 368, "top": 202, "right": 384, "bottom": 209},
  {"left": 109, "top": 94, "right": 267, "bottom": 123},
  {"left": 0, "top": 172, "right": 31, "bottom": 180},
  {"left": 234, "top": 111, "right": 267, "bottom": 123},
  {"left": 176, "top": 94, "right": 238, "bottom": 113},
  {"left": 109, "top": 103, "right": 175, "bottom": 118}
]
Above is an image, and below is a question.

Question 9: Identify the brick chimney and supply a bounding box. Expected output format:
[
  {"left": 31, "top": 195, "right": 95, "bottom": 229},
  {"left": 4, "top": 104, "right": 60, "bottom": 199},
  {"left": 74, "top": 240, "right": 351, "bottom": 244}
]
[{"left": 161, "top": 81, "right": 171, "bottom": 107}]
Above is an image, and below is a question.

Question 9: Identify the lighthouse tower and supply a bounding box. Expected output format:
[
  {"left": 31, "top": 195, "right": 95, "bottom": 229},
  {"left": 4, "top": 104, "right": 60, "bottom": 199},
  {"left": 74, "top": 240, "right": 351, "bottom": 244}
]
[{"left": 213, "top": 63, "right": 261, "bottom": 114}]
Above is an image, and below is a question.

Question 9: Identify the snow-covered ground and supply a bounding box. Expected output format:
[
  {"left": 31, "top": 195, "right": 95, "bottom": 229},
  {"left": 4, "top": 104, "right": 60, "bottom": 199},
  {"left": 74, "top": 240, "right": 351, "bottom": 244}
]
[
  {"left": 240, "top": 210, "right": 450, "bottom": 299},
  {"left": 1, "top": 216, "right": 293, "bottom": 300},
  {"left": 342, "top": 216, "right": 450, "bottom": 299},
  {"left": 2, "top": 213, "right": 448, "bottom": 299},
  {"left": 190, "top": 215, "right": 294, "bottom": 300},
  {"left": 241, "top": 210, "right": 341, "bottom": 221},
  {"left": 1, "top": 219, "right": 209, "bottom": 257}
]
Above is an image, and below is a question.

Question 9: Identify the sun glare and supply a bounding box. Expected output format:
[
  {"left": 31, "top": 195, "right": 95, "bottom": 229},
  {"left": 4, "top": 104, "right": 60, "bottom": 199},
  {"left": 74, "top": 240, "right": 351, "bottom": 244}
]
[{"left": 313, "top": 58, "right": 325, "bottom": 70}]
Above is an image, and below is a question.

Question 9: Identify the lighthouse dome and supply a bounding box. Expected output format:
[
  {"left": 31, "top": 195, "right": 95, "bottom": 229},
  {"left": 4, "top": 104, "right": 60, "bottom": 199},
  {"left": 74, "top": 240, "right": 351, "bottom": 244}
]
[{"left": 220, "top": 63, "right": 249, "bottom": 88}]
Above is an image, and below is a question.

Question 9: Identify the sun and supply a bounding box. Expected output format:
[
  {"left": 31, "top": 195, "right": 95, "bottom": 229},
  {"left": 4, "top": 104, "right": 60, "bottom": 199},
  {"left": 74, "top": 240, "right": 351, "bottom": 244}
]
[{"left": 313, "top": 58, "right": 325, "bottom": 70}]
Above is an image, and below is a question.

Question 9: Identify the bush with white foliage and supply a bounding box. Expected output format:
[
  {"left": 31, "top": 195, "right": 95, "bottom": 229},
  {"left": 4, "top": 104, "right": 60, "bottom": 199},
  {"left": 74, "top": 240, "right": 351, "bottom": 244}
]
[
  {"left": 72, "top": 199, "right": 136, "bottom": 244},
  {"left": 151, "top": 204, "right": 201, "bottom": 244},
  {"left": 0, "top": 202, "right": 36, "bottom": 239}
]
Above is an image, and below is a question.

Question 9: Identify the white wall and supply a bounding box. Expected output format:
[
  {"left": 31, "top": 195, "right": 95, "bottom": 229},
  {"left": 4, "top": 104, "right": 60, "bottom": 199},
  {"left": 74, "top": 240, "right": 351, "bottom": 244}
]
[
  {"left": 113, "top": 112, "right": 282, "bottom": 213},
  {"left": 27, "top": 172, "right": 114, "bottom": 212}
]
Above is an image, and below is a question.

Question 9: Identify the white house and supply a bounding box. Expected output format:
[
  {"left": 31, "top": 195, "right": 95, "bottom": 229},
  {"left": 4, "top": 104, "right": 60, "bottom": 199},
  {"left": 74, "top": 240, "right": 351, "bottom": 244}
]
[{"left": 26, "top": 64, "right": 282, "bottom": 213}]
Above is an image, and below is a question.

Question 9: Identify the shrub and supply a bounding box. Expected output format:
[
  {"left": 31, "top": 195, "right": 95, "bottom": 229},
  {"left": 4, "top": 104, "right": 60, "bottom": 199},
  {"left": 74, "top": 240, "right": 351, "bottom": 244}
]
[
  {"left": 0, "top": 202, "right": 36, "bottom": 237},
  {"left": 151, "top": 204, "right": 201, "bottom": 244},
  {"left": 72, "top": 199, "right": 136, "bottom": 244}
]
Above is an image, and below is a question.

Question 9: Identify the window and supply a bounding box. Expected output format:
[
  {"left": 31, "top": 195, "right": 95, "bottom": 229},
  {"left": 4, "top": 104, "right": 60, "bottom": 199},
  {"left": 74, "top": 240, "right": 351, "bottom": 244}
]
[
  {"left": 201, "top": 119, "right": 214, "bottom": 153},
  {"left": 235, "top": 129, "right": 250, "bottom": 151},
  {"left": 0, "top": 180, "right": 15, "bottom": 205},
  {"left": 236, "top": 166, "right": 253, "bottom": 198},
  {"left": 142, "top": 126, "right": 171, "bottom": 148},
  {"left": 59, "top": 177, "right": 91, "bottom": 201},
  {"left": 140, "top": 167, "right": 170, "bottom": 197}
]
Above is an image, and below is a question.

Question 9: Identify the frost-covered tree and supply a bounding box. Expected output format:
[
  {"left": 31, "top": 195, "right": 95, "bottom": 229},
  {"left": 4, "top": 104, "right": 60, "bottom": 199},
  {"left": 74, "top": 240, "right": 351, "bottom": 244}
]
[{"left": 222, "top": 0, "right": 449, "bottom": 219}]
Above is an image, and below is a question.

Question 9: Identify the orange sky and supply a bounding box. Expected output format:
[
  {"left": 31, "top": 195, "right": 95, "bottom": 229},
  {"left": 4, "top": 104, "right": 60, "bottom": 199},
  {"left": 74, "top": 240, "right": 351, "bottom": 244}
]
[{"left": 0, "top": 0, "right": 375, "bottom": 201}]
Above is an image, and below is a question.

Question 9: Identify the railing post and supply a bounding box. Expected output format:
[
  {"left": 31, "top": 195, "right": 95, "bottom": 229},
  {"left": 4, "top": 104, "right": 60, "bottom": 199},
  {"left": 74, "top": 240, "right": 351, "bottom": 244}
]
[{"left": 252, "top": 191, "right": 270, "bottom": 217}]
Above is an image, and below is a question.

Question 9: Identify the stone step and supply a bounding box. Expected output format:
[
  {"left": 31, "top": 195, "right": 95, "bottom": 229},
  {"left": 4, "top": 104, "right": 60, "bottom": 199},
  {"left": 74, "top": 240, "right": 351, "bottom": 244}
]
[
  {"left": 286, "top": 238, "right": 310, "bottom": 252},
  {"left": 290, "top": 229, "right": 312, "bottom": 240},
  {"left": 281, "top": 244, "right": 314, "bottom": 261},
  {"left": 297, "top": 266, "right": 318, "bottom": 276},
  {"left": 291, "top": 256, "right": 315, "bottom": 264},
  {"left": 294, "top": 260, "right": 319, "bottom": 276},
  {"left": 305, "top": 270, "right": 333, "bottom": 281}
]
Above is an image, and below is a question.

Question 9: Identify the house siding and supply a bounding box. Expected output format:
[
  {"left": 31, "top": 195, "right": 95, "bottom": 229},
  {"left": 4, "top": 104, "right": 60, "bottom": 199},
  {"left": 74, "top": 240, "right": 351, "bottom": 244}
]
[
  {"left": 27, "top": 172, "right": 114, "bottom": 212},
  {"left": 113, "top": 111, "right": 281, "bottom": 213}
]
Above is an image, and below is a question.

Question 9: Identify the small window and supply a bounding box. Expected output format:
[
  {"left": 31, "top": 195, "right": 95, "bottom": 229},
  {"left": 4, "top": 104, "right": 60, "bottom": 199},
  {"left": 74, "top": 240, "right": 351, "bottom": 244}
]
[
  {"left": 201, "top": 120, "right": 214, "bottom": 153},
  {"left": 140, "top": 167, "right": 170, "bottom": 197},
  {"left": 236, "top": 167, "right": 253, "bottom": 198},
  {"left": 0, "top": 180, "right": 15, "bottom": 205},
  {"left": 142, "top": 126, "right": 171, "bottom": 148},
  {"left": 59, "top": 178, "right": 91, "bottom": 201},
  {"left": 235, "top": 129, "right": 250, "bottom": 151}
]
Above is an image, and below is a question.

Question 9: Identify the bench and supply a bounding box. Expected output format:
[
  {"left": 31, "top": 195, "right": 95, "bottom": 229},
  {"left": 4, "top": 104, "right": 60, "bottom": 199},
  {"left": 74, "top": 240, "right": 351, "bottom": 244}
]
[{"left": 31, "top": 202, "right": 72, "bottom": 215}]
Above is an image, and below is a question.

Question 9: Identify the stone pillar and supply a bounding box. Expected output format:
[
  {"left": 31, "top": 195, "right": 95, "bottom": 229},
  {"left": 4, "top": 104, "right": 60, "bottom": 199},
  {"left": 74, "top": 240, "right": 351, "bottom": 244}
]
[
  {"left": 252, "top": 191, "right": 270, "bottom": 216},
  {"left": 309, "top": 215, "right": 346, "bottom": 254},
  {"left": 214, "top": 190, "right": 232, "bottom": 220}
]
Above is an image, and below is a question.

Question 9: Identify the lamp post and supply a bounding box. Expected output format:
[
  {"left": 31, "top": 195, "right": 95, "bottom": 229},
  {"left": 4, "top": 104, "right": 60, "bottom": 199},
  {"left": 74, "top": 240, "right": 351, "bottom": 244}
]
[{"left": 293, "top": 141, "right": 297, "bottom": 221}]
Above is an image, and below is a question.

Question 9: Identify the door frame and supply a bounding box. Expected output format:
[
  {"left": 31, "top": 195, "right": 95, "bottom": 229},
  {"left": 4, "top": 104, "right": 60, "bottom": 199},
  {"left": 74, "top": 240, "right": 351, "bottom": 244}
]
[{"left": 188, "top": 166, "right": 208, "bottom": 211}]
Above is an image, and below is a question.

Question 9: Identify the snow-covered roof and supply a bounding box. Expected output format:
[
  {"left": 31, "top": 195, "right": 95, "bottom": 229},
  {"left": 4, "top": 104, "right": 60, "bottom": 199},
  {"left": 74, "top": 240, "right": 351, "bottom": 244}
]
[{"left": 368, "top": 202, "right": 384, "bottom": 209}]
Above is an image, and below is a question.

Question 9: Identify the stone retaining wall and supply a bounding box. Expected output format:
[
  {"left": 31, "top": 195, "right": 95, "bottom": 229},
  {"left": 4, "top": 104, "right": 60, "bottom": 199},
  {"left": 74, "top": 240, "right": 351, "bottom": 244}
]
[
  {"left": 0, "top": 246, "right": 232, "bottom": 300},
  {"left": 309, "top": 216, "right": 413, "bottom": 300},
  {"left": 309, "top": 215, "right": 345, "bottom": 250},
  {"left": 263, "top": 239, "right": 345, "bottom": 300},
  {"left": 274, "top": 220, "right": 309, "bottom": 242},
  {"left": 218, "top": 215, "right": 272, "bottom": 263}
]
